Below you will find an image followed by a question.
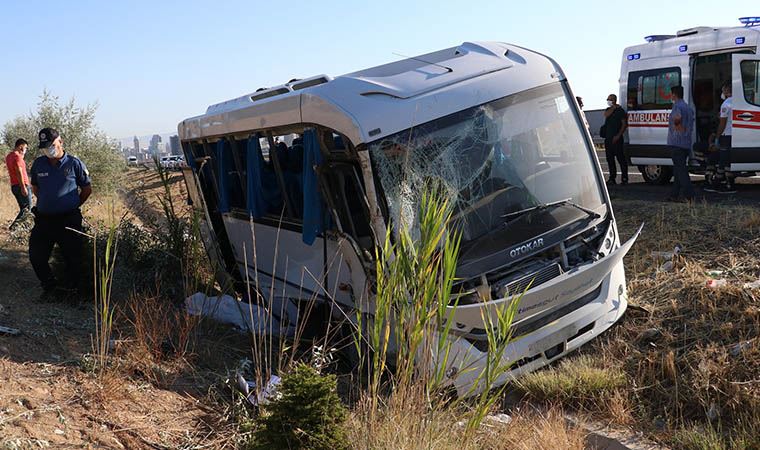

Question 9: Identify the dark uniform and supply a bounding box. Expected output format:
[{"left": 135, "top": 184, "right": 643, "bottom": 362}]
[
  {"left": 29, "top": 152, "right": 91, "bottom": 291},
  {"left": 603, "top": 106, "right": 628, "bottom": 184}
]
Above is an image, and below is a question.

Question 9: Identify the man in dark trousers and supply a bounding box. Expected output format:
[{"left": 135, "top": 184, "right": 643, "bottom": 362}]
[
  {"left": 603, "top": 94, "right": 628, "bottom": 185},
  {"left": 666, "top": 86, "right": 695, "bottom": 202},
  {"left": 5, "top": 138, "right": 33, "bottom": 229},
  {"left": 29, "top": 128, "right": 92, "bottom": 298}
]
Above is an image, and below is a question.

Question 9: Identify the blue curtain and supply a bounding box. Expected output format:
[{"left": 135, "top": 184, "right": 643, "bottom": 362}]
[
  {"left": 216, "top": 140, "right": 229, "bottom": 213},
  {"left": 302, "top": 128, "right": 324, "bottom": 245},
  {"left": 182, "top": 142, "right": 196, "bottom": 170},
  {"left": 246, "top": 137, "right": 266, "bottom": 218}
]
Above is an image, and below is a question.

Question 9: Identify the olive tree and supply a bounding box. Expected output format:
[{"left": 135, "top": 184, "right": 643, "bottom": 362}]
[{"left": 2, "top": 90, "right": 125, "bottom": 194}]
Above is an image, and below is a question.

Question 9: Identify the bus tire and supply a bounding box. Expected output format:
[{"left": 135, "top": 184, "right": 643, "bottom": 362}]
[{"left": 638, "top": 165, "right": 673, "bottom": 184}]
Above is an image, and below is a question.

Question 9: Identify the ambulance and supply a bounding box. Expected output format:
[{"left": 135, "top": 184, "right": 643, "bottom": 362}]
[{"left": 620, "top": 17, "right": 760, "bottom": 183}]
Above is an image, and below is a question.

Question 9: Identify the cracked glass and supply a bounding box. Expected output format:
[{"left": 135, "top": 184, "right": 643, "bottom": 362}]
[{"left": 368, "top": 82, "right": 604, "bottom": 245}]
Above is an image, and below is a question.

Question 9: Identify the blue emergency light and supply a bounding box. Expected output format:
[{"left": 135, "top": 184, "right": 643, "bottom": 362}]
[
  {"left": 739, "top": 17, "right": 760, "bottom": 27},
  {"left": 736, "top": 36, "right": 746, "bottom": 45},
  {"left": 644, "top": 35, "right": 675, "bottom": 43},
  {"left": 679, "top": 45, "right": 688, "bottom": 52},
  {"left": 627, "top": 53, "right": 641, "bottom": 61}
]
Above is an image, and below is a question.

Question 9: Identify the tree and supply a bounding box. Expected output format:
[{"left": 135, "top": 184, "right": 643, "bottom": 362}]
[{"left": 2, "top": 90, "right": 125, "bottom": 194}]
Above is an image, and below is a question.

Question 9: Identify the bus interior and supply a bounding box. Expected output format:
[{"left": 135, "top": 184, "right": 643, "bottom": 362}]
[{"left": 183, "top": 126, "right": 375, "bottom": 292}]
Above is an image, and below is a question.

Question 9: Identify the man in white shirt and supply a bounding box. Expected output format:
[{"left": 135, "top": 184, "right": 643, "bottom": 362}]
[{"left": 706, "top": 81, "right": 736, "bottom": 193}]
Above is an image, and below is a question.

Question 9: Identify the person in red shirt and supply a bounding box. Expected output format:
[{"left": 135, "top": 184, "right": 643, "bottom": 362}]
[{"left": 5, "top": 138, "right": 33, "bottom": 229}]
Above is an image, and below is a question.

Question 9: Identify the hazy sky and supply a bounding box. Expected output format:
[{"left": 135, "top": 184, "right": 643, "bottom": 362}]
[{"left": 0, "top": 1, "right": 754, "bottom": 139}]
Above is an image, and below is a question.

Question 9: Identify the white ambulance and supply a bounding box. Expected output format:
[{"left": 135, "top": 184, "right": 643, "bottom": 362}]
[{"left": 620, "top": 17, "right": 760, "bottom": 183}]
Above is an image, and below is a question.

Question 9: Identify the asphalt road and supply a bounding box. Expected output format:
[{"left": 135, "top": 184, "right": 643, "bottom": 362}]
[{"left": 595, "top": 150, "right": 760, "bottom": 206}]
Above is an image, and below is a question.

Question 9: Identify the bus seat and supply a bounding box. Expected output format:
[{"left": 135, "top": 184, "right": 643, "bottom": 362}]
[{"left": 334, "top": 135, "right": 345, "bottom": 150}]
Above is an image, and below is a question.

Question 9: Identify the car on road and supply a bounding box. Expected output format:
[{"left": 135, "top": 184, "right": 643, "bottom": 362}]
[{"left": 127, "top": 155, "right": 138, "bottom": 167}]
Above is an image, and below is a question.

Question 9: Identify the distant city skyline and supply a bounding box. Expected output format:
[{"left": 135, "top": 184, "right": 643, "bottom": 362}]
[{"left": 0, "top": 1, "right": 753, "bottom": 138}]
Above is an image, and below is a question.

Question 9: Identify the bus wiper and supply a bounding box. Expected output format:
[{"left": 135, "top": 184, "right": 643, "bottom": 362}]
[{"left": 501, "top": 198, "right": 600, "bottom": 225}]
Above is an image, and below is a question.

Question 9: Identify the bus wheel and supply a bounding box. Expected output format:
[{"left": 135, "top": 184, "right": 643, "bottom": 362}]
[{"left": 638, "top": 165, "right": 673, "bottom": 184}]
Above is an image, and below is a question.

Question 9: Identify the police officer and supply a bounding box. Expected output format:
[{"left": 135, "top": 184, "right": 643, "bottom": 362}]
[{"left": 29, "top": 128, "right": 92, "bottom": 297}]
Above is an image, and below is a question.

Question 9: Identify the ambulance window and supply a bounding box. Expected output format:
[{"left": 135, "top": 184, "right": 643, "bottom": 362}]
[
  {"left": 740, "top": 61, "right": 760, "bottom": 106},
  {"left": 627, "top": 68, "right": 681, "bottom": 110}
]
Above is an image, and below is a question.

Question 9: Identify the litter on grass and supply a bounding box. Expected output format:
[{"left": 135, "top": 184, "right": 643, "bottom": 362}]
[
  {"left": 706, "top": 279, "right": 727, "bottom": 289},
  {"left": 0, "top": 325, "right": 20, "bottom": 336},
  {"left": 650, "top": 244, "right": 683, "bottom": 261},
  {"left": 236, "top": 373, "right": 281, "bottom": 406}
]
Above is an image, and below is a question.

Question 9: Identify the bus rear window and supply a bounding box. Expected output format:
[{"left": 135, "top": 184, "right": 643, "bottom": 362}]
[{"left": 627, "top": 67, "right": 681, "bottom": 110}]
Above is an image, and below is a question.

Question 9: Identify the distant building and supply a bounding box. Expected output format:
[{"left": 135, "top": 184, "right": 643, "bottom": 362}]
[
  {"left": 169, "top": 135, "right": 180, "bottom": 155},
  {"left": 149, "top": 134, "right": 162, "bottom": 156},
  {"left": 133, "top": 136, "right": 140, "bottom": 155}
]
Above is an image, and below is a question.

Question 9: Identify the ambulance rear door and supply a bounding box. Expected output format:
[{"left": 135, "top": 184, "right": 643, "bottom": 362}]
[{"left": 731, "top": 54, "right": 760, "bottom": 171}]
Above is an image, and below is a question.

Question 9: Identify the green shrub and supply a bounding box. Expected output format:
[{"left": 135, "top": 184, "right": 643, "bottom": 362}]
[
  {"left": 1, "top": 90, "right": 125, "bottom": 194},
  {"left": 251, "top": 364, "right": 349, "bottom": 450}
]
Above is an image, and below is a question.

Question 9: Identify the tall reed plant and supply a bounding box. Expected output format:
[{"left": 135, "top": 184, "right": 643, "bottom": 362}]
[{"left": 361, "top": 184, "right": 522, "bottom": 432}]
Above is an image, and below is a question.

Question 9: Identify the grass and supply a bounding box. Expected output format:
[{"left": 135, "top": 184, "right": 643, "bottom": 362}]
[
  {"left": 347, "top": 394, "right": 586, "bottom": 450},
  {"left": 568, "top": 198, "right": 760, "bottom": 446},
  {"left": 6, "top": 160, "right": 760, "bottom": 448},
  {"left": 517, "top": 355, "right": 627, "bottom": 405}
]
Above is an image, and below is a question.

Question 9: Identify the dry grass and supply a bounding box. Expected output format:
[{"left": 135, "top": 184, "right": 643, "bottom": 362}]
[
  {"left": 347, "top": 388, "right": 586, "bottom": 450},
  {"left": 577, "top": 199, "right": 760, "bottom": 446},
  {"left": 114, "top": 292, "right": 201, "bottom": 386}
]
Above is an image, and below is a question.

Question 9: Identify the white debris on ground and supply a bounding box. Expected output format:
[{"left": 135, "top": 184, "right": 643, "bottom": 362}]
[
  {"left": 652, "top": 244, "right": 682, "bottom": 273},
  {"left": 184, "top": 293, "right": 275, "bottom": 334},
  {"left": 236, "top": 373, "right": 282, "bottom": 406}
]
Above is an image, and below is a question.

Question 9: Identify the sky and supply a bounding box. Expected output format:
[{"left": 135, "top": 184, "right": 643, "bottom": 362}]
[{"left": 0, "top": 1, "right": 754, "bottom": 140}]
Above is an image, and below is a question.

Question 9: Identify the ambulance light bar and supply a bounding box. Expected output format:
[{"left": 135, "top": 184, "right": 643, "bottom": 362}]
[
  {"left": 739, "top": 17, "right": 760, "bottom": 27},
  {"left": 644, "top": 35, "right": 675, "bottom": 43}
]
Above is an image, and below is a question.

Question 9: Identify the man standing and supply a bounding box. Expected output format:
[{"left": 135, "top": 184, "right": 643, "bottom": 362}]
[
  {"left": 706, "top": 81, "right": 736, "bottom": 193},
  {"left": 29, "top": 128, "right": 92, "bottom": 297},
  {"left": 666, "top": 86, "right": 695, "bottom": 202},
  {"left": 5, "top": 138, "right": 33, "bottom": 229},
  {"left": 603, "top": 94, "right": 628, "bottom": 185}
]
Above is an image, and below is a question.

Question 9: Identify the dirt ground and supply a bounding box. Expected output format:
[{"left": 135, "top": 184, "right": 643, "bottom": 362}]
[{"left": 0, "top": 167, "right": 233, "bottom": 449}]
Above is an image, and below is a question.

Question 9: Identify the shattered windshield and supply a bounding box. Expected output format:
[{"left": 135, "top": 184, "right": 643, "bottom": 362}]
[{"left": 368, "top": 82, "right": 605, "bottom": 244}]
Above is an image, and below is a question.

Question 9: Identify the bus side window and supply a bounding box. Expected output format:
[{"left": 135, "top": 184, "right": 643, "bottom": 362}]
[
  {"left": 248, "top": 135, "right": 285, "bottom": 217},
  {"left": 323, "top": 164, "right": 373, "bottom": 249},
  {"left": 272, "top": 134, "right": 304, "bottom": 220},
  {"left": 220, "top": 138, "right": 245, "bottom": 210}
]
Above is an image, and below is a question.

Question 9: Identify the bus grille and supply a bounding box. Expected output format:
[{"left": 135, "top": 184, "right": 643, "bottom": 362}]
[{"left": 495, "top": 262, "right": 562, "bottom": 298}]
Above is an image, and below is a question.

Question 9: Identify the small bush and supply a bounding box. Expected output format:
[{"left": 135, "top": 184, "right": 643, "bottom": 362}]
[
  {"left": 517, "top": 355, "right": 626, "bottom": 404},
  {"left": 251, "top": 364, "right": 349, "bottom": 450}
]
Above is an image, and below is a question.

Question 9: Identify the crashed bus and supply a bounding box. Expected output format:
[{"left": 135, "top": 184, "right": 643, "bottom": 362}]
[
  {"left": 621, "top": 17, "right": 760, "bottom": 183},
  {"left": 178, "top": 41, "right": 639, "bottom": 395}
]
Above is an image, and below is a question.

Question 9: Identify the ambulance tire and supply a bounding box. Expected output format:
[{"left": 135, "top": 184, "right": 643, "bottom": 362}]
[{"left": 638, "top": 165, "right": 673, "bottom": 184}]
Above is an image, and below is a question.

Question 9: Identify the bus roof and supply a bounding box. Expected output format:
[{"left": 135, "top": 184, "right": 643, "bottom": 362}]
[
  {"left": 178, "top": 41, "right": 563, "bottom": 146},
  {"left": 622, "top": 24, "right": 760, "bottom": 62}
]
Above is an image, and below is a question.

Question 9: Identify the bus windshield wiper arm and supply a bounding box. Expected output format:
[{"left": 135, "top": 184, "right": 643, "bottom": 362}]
[{"left": 501, "top": 198, "right": 601, "bottom": 224}]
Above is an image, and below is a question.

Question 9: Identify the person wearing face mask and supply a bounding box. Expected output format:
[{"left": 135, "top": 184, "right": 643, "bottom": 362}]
[
  {"left": 705, "top": 81, "right": 736, "bottom": 193},
  {"left": 29, "top": 128, "right": 93, "bottom": 300},
  {"left": 602, "top": 94, "right": 628, "bottom": 185},
  {"left": 5, "top": 138, "right": 33, "bottom": 229},
  {"left": 665, "top": 85, "right": 695, "bottom": 202}
]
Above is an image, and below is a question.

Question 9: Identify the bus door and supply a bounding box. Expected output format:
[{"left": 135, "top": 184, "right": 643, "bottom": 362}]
[{"left": 731, "top": 54, "right": 760, "bottom": 171}]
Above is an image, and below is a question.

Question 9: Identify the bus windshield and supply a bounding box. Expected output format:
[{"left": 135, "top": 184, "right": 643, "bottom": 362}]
[{"left": 368, "top": 82, "right": 605, "bottom": 248}]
